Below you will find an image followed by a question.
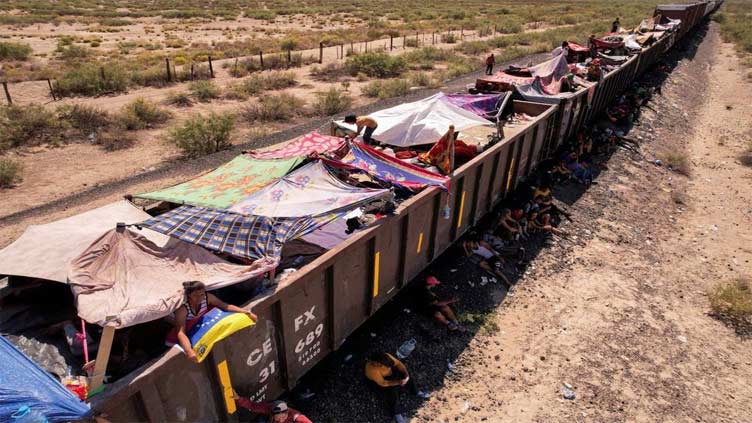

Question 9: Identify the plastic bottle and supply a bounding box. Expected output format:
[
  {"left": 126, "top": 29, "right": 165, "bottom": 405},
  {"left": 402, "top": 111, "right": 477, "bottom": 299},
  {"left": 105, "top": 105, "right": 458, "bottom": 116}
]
[
  {"left": 396, "top": 339, "right": 416, "bottom": 359},
  {"left": 11, "top": 406, "right": 49, "bottom": 423}
]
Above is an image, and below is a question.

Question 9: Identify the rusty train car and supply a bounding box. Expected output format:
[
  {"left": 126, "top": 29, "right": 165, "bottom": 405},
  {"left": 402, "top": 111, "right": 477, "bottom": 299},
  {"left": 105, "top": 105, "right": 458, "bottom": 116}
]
[{"left": 80, "top": 3, "right": 719, "bottom": 420}]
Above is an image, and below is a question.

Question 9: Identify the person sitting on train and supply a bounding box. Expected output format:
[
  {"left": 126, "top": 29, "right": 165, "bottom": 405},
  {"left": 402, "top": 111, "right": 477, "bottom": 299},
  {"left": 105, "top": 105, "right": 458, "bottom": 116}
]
[
  {"left": 232, "top": 393, "right": 312, "bottom": 423},
  {"left": 165, "top": 281, "right": 257, "bottom": 363},
  {"left": 414, "top": 276, "right": 465, "bottom": 332},
  {"left": 365, "top": 352, "right": 431, "bottom": 423},
  {"left": 344, "top": 114, "right": 379, "bottom": 144},
  {"left": 462, "top": 234, "right": 512, "bottom": 287}
]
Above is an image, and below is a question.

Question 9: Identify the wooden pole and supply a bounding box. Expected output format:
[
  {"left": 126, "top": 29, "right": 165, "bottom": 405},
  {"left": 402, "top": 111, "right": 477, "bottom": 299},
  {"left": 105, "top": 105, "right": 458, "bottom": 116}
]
[
  {"left": 287, "top": 49, "right": 291, "bottom": 65},
  {"left": 493, "top": 24, "right": 497, "bottom": 35},
  {"left": 390, "top": 35, "right": 393, "bottom": 50},
  {"left": 319, "top": 42, "right": 323, "bottom": 64},
  {"left": 259, "top": 51, "right": 264, "bottom": 69},
  {"left": 2, "top": 81, "right": 11, "bottom": 105},
  {"left": 99, "top": 66, "right": 106, "bottom": 82},
  {"left": 190, "top": 63, "right": 195, "bottom": 80},
  {"left": 364, "top": 40, "right": 367, "bottom": 53},
  {"left": 166, "top": 57, "right": 172, "bottom": 82},
  {"left": 46, "top": 78, "right": 56, "bottom": 101},
  {"left": 208, "top": 55, "right": 214, "bottom": 78},
  {"left": 432, "top": 32, "right": 435, "bottom": 45},
  {"left": 89, "top": 325, "right": 115, "bottom": 392},
  {"left": 416, "top": 31, "right": 419, "bottom": 47},
  {"left": 403, "top": 35, "right": 406, "bottom": 49}
]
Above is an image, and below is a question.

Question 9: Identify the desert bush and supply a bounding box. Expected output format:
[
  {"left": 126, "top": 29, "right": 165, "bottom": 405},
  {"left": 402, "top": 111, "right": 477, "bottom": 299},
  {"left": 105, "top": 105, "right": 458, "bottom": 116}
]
[
  {"left": 445, "top": 59, "right": 476, "bottom": 79},
  {"left": 404, "top": 38, "right": 419, "bottom": 48},
  {"left": 455, "top": 40, "right": 490, "bottom": 56},
  {"left": 0, "top": 157, "right": 23, "bottom": 188},
  {"left": 709, "top": 278, "right": 752, "bottom": 326},
  {"left": 0, "top": 105, "right": 68, "bottom": 150},
  {"left": 131, "top": 66, "right": 170, "bottom": 88},
  {"left": 189, "top": 80, "right": 221, "bottom": 102},
  {"left": 263, "top": 71, "right": 297, "bottom": 90},
  {"left": 59, "top": 44, "right": 91, "bottom": 60},
  {"left": 95, "top": 130, "right": 135, "bottom": 151},
  {"left": 659, "top": 151, "right": 690, "bottom": 176},
  {"left": 441, "top": 33, "right": 457, "bottom": 44},
  {"left": 310, "top": 63, "right": 346, "bottom": 81},
  {"left": 361, "top": 78, "right": 410, "bottom": 99},
  {"left": 164, "top": 91, "right": 193, "bottom": 107},
  {"left": 0, "top": 41, "right": 33, "bottom": 61},
  {"left": 407, "top": 71, "right": 437, "bottom": 88},
  {"left": 117, "top": 98, "right": 172, "bottom": 130},
  {"left": 313, "top": 87, "right": 353, "bottom": 116},
  {"left": 345, "top": 51, "right": 406, "bottom": 78},
  {"left": 57, "top": 104, "right": 111, "bottom": 135},
  {"left": 223, "top": 82, "right": 250, "bottom": 100},
  {"left": 169, "top": 113, "right": 235, "bottom": 158},
  {"left": 241, "top": 93, "right": 305, "bottom": 123},
  {"left": 54, "top": 64, "right": 128, "bottom": 97}
]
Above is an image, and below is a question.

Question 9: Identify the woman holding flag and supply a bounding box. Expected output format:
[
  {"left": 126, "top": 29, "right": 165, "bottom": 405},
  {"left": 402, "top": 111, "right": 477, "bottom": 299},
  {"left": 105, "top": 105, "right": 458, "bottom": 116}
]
[{"left": 168, "top": 281, "right": 258, "bottom": 363}]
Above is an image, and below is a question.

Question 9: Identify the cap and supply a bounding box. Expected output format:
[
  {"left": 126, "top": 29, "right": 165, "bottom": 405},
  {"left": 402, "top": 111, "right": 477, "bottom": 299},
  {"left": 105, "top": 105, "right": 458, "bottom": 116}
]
[
  {"left": 426, "top": 276, "right": 440, "bottom": 287},
  {"left": 271, "top": 401, "right": 288, "bottom": 414}
]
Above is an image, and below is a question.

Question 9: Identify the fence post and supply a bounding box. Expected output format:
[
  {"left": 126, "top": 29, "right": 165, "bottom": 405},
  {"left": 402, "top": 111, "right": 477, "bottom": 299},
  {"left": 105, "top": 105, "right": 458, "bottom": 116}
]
[
  {"left": 416, "top": 31, "right": 419, "bottom": 47},
  {"left": 99, "top": 66, "right": 106, "bottom": 82},
  {"left": 390, "top": 35, "right": 393, "bottom": 50},
  {"left": 493, "top": 24, "right": 497, "bottom": 35},
  {"left": 46, "top": 78, "right": 56, "bottom": 101},
  {"left": 2, "top": 81, "right": 12, "bottom": 105},
  {"left": 165, "top": 58, "right": 172, "bottom": 82},
  {"left": 461, "top": 27, "right": 464, "bottom": 38},
  {"left": 350, "top": 41, "right": 353, "bottom": 54},
  {"left": 432, "top": 32, "right": 435, "bottom": 45},
  {"left": 319, "top": 42, "right": 323, "bottom": 64},
  {"left": 190, "top": 64, "right": 195, "bottom": 80},
  {"left": 208, "top": 55, "right": 214, "bottom": 78},
  {"left": 259, "top": 51, "right": 264, "bottom": 69},
  {"left": 287, "top": 49, "right": 291, "bottom": 65}
]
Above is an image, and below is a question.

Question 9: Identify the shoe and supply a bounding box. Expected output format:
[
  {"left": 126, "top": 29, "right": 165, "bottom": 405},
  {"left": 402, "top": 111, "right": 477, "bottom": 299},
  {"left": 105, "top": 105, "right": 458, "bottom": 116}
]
[
  {"left": 417, "top": 390, "right": 432, "bottom": 399},
  {"left": 394, "top": 414, "right": 408, "bottom": 423}
]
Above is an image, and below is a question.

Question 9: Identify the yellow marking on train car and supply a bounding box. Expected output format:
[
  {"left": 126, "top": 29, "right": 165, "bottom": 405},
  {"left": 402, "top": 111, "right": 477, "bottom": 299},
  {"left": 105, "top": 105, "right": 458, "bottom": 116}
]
[
  {"left": 372, "top": 251, "right": 380, "bottom": 298},
  {"left": 217, "top": 360, "right": 237, "bottom": 414},
  {"left": 456, "top": 191, "right": 467, "bottom": 229},
  {"left": 416, "top": 232, "right": 424, "bottom": 253},
  {"left": 505, "top": 158, "right": 516, "bottom": 192}
]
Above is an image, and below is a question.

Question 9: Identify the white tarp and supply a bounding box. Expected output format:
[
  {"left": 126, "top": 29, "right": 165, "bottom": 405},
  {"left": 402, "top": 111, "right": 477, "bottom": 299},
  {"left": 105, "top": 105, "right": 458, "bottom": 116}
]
[
  {"left": 0, "top": 201, "right": 168, "bottom": 283},
  {"left": 337, "top": 93, "right": 492, "bottom": 147}
]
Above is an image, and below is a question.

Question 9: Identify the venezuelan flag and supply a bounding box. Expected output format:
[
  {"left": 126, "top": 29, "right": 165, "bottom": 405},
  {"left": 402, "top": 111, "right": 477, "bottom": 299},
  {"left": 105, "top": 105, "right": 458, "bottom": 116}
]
[{"left": 187, "top": 309, "right": 255, "bottom": 363}]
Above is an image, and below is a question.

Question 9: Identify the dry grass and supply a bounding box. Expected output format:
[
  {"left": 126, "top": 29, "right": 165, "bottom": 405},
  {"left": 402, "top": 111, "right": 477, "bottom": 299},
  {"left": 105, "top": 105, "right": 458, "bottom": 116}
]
[
  {"left": 0, "top": 157, "right": 23, "bottom": 188},
  {"left": 659, "top": 151, "right": 691, "bottom": 176},
  {"left": 709, "top": 277, "right": 752, "bottom": 337}
]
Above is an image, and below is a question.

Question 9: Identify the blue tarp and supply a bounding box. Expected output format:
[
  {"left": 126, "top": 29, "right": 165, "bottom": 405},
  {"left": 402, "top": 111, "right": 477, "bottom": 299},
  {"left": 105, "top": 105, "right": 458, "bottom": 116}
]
[{"left": 0, "top": 336, "right": 91, "bottom": 422}]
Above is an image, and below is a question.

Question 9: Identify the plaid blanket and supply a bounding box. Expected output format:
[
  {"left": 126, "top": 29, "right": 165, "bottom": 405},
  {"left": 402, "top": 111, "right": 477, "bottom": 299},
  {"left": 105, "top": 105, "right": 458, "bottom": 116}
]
[{"left": 141, "top": 205, "right": 329, "bottom": 260}]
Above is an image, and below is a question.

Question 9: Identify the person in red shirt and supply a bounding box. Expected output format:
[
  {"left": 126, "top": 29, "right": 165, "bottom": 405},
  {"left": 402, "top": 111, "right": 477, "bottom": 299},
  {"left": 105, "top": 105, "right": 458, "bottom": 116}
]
[
  {"left": 485, "top": 53, "right": 495, "bottom": 75},
  {"left": 232, "top": 392, "right": 312, "bottom": 423}
]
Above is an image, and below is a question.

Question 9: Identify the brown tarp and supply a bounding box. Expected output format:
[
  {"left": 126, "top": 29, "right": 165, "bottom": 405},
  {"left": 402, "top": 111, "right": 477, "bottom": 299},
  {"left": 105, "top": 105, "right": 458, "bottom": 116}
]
[
  {"left": 68, "top": 228, "right": 277, "bottom": 328},
  {"left": 0, "top": 201, "right": 169, "bottom": 283}
]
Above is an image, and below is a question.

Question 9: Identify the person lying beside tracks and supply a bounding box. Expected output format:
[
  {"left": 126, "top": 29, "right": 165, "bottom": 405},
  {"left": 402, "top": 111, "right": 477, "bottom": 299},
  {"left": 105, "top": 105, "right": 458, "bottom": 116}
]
[
  {"left": 462, "top": 235, "right": 512, "bottom": 287},
  {"left": 165, "top": 281, "right": 258, "bottom": 363},
  {"left": 231, "top": 392, "right": 312, "bottom": 423},
  {"left": 526, "top": 210, "right": 569, "bottom": 237},
  {"left": 365, "top": 352, "right": 431, "bottom": 423}
]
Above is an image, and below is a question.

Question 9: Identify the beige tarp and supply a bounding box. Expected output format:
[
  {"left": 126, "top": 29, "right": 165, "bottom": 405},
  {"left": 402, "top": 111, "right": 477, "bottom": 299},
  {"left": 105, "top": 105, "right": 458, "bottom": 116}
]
[
  {"left": 0, "top": 201, "right": 169, "bottom": 283},
  {"left": 68, "top": 228, "right": 277, "bottom": 328}
]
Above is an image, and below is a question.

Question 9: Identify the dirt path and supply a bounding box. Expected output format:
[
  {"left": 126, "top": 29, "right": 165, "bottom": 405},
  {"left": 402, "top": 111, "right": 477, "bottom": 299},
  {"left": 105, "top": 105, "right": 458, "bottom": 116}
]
[{"left": 406, "top": 24, "right": 752, "bottom": 423}]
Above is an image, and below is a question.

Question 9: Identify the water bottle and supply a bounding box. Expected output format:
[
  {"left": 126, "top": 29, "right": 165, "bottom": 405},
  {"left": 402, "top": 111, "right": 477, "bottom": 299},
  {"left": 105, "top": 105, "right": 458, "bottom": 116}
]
[
  {"left": 396, "top": 339, "right": 416, "bottom": 359},
  {"left": 11, "top": 406, "right": 49, "bottom": 423}
]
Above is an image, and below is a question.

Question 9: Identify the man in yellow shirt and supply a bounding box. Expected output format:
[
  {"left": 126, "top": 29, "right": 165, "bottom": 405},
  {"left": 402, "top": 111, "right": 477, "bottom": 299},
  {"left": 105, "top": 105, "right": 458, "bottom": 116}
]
[
  {"left": 365, "top": 352, "right": 430, "bottom": 423},
  {"left": 344, "top": 114, "right": 378, "bottom": 144}
]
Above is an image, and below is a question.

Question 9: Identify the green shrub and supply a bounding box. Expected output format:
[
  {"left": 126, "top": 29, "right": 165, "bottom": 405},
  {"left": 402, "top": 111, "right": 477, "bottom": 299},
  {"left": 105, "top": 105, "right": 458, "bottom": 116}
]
[
  {"left": 408, "top": 71, "right": 435, "bottom": 87},
  {"left": 0, "top": 105, "right": 68, "bottom": 150},
  {"left": 0, "top": 41, "right": 32, "bottom": 61},
  {"left": 131, "top": 66, "right": 170, "bottom": 88},
  {"left": 263, "top": 71, "right": 297, "bottom": 90},
  {"left": 404, "top": 38, "right": 419, "bottom": 48},
  {"left": 242, "top": 93, "right": 305, "bottom": 123},
  {"left": 169, "top": 113, "right": 235, "bottom": 158},
  {"left": 441, "top": 33, "right": 457, "bottom": 44},
  {"left": 361, "top": 79, "right": 410, "bottom": 99},
  {"left": 313, "top": 87, "right": 353, "bottom": 116},
  {"left": 659, "top": 151, "right": 691, "bottom": 176},
  {"left": 54, "top": 64, "right": 129, "bottom": 97},
  {"left": 117, "top": 98, "right": 172, "bottom": 130},
  {"left": 0, "top": 157, "right": 23, "bottom": 188},
  {"left": 189, "top": 80, "right": 221, "bottom": 102},
  {"left": 59, "top": 44, "right": 91, "bottom": 60},
  {"left": 57, "top": 104, "right": 111, "bottom": 135},
  {"left": 345, "top": 51, "right": 407, "bottom": 78},
  {"left": 165, "top": 91, "right": 193, "bottom": 107},
  {"left": 223, "top": 82, "right": 250, "bottom": 100},
  {"left": 310, "top": 63, "right": 346, "bottom": 82}
]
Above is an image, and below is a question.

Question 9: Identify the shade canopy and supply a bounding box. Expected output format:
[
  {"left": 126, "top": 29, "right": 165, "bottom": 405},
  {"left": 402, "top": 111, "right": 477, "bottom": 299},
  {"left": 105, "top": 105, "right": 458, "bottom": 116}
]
[
  {"left": 0, "top": 201, "right": 167, "bottom": 283},
  {"left": 247, "top": 131, "right": 346, "bottom": 159},
  {"left": 337, "top": 93, "right": 492, "bottom": 147},
  {"left": 135, "top": 155, "right": 304, "bottom": 209},
  {"left": 68, "top": 228, "right": 276, "bottom": 328},
  {"left": 229, "top": 161, "right": 390, "bottom": 217}
]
